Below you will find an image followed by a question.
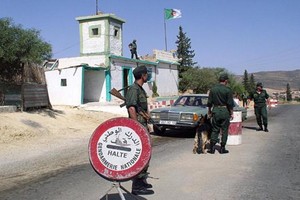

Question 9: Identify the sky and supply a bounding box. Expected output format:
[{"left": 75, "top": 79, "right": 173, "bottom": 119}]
[{"left": 1, "top": 0, "right": 300, "bottom": 75}]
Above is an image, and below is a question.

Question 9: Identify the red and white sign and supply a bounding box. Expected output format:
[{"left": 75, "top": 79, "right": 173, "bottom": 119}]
[{"left": 88, "top": 117, "right": 152, "bottom": 181}]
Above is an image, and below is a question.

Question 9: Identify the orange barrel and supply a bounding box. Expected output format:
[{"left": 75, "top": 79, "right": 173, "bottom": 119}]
[{"left": 227, "top": 111, "right": 242, "bottom": 145}]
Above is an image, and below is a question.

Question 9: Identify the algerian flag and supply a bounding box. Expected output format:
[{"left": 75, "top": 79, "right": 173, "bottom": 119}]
[{"left": 165, "top": 8, "right": 182, "bottom": 20}]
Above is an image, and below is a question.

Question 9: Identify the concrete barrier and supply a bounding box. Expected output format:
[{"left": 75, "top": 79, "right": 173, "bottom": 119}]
[{"left": 227, "top": 111, "right": 242, "bottom": 145}]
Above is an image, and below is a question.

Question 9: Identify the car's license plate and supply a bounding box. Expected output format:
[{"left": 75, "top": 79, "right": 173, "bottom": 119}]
[{"left": 159, "top": 120, "right": 176, "bottom": 125}]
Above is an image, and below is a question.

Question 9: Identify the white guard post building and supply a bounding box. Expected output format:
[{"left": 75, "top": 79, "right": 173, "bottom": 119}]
[{"left": 45, "top": 12, "right": 179, "bottom": 106}]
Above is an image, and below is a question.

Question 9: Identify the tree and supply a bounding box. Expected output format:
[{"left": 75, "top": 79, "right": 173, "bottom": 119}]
[
  {"left": 228, "top": 73, "right": 245, "bottom": 98},
  {"left": 178, "top": 67, "right": 244, "bottom": 95},
  {"left": 179, "top": 67, "right": 217, "bottom": 93},
  {"left": 175, "top": 26, "right": 196, "bottom": 78},
  {"left": 0, "top": 18, "right": 52, "bottom": 83},
  {"left": 249, "top": 74, "right": 256, "bottom": 92},
  {"left": 242, "top": 70, "right": 249, "bottom": 92},
  {"left": 286, "top": 83, "right": 292, "bottom": 101}
]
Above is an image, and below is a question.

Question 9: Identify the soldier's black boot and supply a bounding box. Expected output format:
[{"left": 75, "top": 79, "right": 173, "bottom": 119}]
[
  {"left": 256, "top": 125, "right": 263, "bottom": 131},
  {"left": 208, "top": 142, "right": 216, "bottom": 154},
  {"left": 220, "top": 144, "right": 229, "bottom": 154},
  {"left": 131, "top": 178, "right": 154, "bottom": 195},
  {"left": 142, "top": 178, "right": 153, "bottom": 188},
  {"left": 264, "top": 125, "right": 269, "bottom": 132}
]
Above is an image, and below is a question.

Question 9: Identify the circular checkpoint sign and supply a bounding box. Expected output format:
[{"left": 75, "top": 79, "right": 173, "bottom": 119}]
[{"left": 88, "top": 117, "right": 152, "bottom": 181}]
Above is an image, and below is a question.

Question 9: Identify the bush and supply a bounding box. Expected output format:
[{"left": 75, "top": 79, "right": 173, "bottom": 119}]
[{"left": 152, "top": 81, "right": 159, "bottom": 97}]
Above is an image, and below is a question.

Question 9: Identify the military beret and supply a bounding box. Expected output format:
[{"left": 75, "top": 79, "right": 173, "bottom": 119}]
[
  {"left": 219, "top": 73, "right": 229, "bottom": 81},
  {"left": 133, "top": 65, "right": 147, "bottom": 76}
]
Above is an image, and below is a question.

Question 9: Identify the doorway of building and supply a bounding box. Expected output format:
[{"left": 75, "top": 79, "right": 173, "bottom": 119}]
[{"left": 123, "top": 68, "right": 130, "bottom": 97}]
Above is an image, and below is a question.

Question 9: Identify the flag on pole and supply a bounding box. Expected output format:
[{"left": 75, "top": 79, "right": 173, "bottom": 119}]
[{"left": 164, "top": 8, "right": 182, "bottom": 20}]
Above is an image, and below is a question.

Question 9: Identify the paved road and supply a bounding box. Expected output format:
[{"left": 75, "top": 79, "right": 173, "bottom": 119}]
[{"left": 1, "top": 104, "right": 299, "bottom": 200}]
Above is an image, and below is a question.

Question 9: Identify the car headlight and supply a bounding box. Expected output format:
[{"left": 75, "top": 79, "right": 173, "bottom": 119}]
[
  {"left": 150, "top": 113, "right": 160, "bottom": 120},
  {"left": 180, "top": 113, "right": 199, "bottom": 121}
]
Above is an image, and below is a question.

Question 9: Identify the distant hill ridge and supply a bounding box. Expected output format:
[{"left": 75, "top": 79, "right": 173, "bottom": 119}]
[{"left": 236, "top": 69, "right": 300, "bottom": 90}]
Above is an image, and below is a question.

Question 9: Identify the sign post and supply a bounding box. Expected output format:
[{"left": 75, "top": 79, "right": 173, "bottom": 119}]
[{"left": 88, "top": 117, "right": 152, "bottom": 199}]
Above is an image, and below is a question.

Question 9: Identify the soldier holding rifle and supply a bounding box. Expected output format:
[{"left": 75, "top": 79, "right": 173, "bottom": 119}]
[{"left": 125, "top": 65, "right": 154, "bottom": 195}]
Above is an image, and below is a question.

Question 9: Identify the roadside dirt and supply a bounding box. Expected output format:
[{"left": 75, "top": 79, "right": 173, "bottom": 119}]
[
  {"left": 0, "top": 102, "right": 258, "bottom": 192},
  {"left": 0, "top": 106, "right": 124, "bottom": 191}
]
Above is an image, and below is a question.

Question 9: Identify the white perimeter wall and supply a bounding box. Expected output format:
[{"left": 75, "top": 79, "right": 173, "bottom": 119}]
[
  {"left": 110, "top": 63, "right": 126, "bottom": 89},
  {"left": 58, "top": 55, "right": 106, "bottom": 69},
  {"left": 110, "top": 59, "right": 178, "bottom": 99},
  {"left": 45, "top": 67, "right": 83, "bottom": 106},
  {"left": 109, "top": 60, "right": 132, "bottom": 101},
  {"left": 109, "top": 60, "right": 158, "bottom": 97},
  {"left": 155, "top": 63, "right": 178, "bottom": 97},
  {"left": 84, "top": 70, "right": 106, "bottom": 102}
]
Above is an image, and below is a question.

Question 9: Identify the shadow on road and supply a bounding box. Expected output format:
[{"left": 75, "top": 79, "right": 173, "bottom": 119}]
[
  {"left": 242, "top": 126, "right": 258, "bottom": 131},
  {"left": 100, "top": 193, "right": 147, "bottom": 200},
  {"left": 150, "top": 129, "right": 196, "bottom": 138}
]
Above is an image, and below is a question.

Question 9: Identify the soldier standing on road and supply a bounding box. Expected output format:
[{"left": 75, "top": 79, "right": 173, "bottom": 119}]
[
  {"left": 248, "top": 82, "right": 270, "bottom": 132},
  {"left": 125, "top": 65, "right": 154, "bottom": 195},
  {"left": 207, "top": 73, "right": 234, "bottom": 154},
  {"left": 242, "top": 92, "right": 248, "bottom": 107}
]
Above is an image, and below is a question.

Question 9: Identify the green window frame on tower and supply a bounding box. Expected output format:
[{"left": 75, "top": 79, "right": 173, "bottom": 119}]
[
  {"left": 113, "top": 26, "right": 120, "bottom": 39},
  {"left": 89, "top": 25, "right": 101, "bottom": 38}
]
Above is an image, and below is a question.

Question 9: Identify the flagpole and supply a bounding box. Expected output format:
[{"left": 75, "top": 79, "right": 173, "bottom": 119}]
[
  {"left": 96, "top": 0, "right": 98, "bottom": 14},
  {"left": 164, "top": 9, "right": 168, "bottom": 51}
]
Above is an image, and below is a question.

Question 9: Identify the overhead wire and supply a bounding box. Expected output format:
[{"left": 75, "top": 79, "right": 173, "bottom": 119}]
[
  {"left": 52, "top": 33, "right": 119, "bottom": 57},
  {"left": 226, "top": 44, "right": 300, "bottom": 68}
]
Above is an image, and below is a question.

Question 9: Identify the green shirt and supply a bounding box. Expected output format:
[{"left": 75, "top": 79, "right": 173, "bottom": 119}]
[
  {"left": 207, "top": 83, "right": 234, "bottom": 109},
  {"left": 249, "top": 89, "right": 269, "bottom": 107},
  {"left": 125, "top": 82, "right": 148, "bottom": 123}
]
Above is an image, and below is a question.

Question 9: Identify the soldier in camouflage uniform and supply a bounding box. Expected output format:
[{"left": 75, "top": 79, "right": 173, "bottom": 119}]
[
  {"left": 248, "top": 82, "right": 270, "bottom": 132},
  {"left": 125, "top": 65, "right": 154, "bottom": 195},
  {"left": 207, "top": 73, "right": 234, "bottom": 154}
]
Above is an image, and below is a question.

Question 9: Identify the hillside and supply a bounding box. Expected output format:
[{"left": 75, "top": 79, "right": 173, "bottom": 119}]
[{"left": 236, "top": 69, "right": 300, "bottom": 90}]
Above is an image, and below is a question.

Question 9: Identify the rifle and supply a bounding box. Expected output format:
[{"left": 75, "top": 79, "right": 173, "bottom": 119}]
[
  {"left": 110, "top": 87, "right": 127, "bottom": 108},
  {"left": 109, "top": 87, "right": 162, "bottom": 131}
]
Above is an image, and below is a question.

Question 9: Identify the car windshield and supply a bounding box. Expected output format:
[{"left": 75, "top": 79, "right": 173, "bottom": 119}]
[{"left": 173, "top": 96, "right": 208, "bottom": 107}]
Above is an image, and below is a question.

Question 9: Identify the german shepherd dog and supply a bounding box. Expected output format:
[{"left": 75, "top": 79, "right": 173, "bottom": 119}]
[{"left": 193, "top": 114, "right": 212, "bottom": 154}]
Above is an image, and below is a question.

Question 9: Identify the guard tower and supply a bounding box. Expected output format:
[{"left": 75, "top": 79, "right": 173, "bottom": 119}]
[{"left": 76, "top": 13, "right": 125, "bottom": 57}]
